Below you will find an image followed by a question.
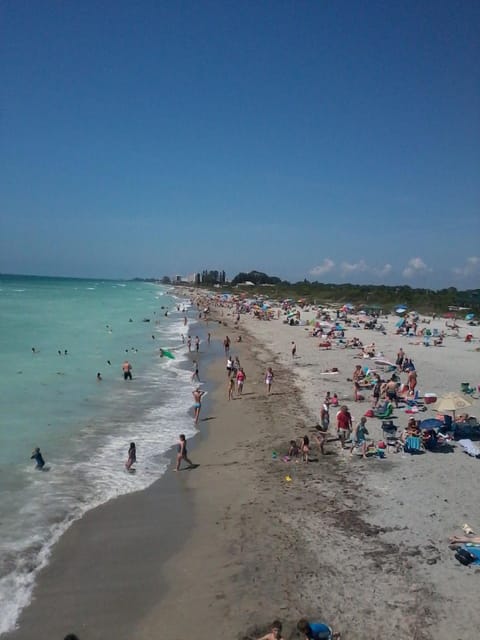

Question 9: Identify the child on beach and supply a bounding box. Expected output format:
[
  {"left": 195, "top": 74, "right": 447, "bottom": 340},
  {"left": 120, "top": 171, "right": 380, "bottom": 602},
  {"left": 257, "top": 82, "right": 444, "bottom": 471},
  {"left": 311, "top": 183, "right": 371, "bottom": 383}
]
[
  {"left": 350, "top": 417, "right": 369, "bottom": 458},
  {"left": 265, "top": 367, "right": 274, "bottom": 393},
  {"left": 301, "top": 435, "right": 310, "bottom": 462},
  {"left": 288, "top": 440, "right": 300, "bottom": 458},
  {"left": 125, "top": 442, "right": 136, "bottom": 471},
  {"left": 297, "top": 618, "right": 339, "bottom": 639},
  {"left": 256, "top": 620, "right": 284, "bottom": 640},
  {"left": 175, "top": 434, "right": 194, "bottom": 471}
]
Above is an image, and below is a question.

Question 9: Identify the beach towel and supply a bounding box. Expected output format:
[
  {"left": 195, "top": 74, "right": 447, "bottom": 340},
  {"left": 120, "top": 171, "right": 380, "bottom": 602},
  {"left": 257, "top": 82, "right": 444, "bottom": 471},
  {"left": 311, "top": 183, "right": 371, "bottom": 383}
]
[
  {"left": 455, "top": 546, "right": 480, "bottom": 566},
  {"left": 458, "top": 439, "right": 480, "bottom": 458}
]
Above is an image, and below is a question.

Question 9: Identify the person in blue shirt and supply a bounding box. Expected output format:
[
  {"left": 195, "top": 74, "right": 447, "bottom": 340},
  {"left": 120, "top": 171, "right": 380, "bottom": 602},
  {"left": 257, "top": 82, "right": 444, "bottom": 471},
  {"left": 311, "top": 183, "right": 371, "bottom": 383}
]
[{"left": 297, "top": 618, "right": 339, "bottom": 640}]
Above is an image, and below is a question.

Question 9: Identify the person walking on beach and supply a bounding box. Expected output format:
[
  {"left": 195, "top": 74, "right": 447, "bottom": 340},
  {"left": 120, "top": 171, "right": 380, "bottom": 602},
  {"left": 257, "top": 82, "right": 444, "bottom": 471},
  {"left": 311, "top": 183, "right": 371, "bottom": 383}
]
[
  {"left": 125, "top": 442, "right": 136, "bottom": 471},
  {"left": 31, "top": 447, "right": 45, "bottom": 470},
  {"left": 236, "top": 367, "right": 246, "bottom": 395},
  {"left": 192, "top": 387, "right": 205, "bottom": 424},
  {"left": 195, "top": 336, "right": 200, "bottom": 352},
  {"left": 187, "top": 336, "right": 192, "bottom": 352},
  {"left": 350, "top": 416, "right": 369, "bottom": 458},
  {"left": 122, "top": 360, "right": 132, "bottom": 380},
  {"left": 291, "top": 341, "right": 297, "bottom": 358},
  {"left": 174, "top": 434, "right": 194, "bottom": 471},
  {"left": 336, "top": 405, "right": 352, "bottom": 449},
  {"left": 207, "top": 332, "right": 211, "bottom": 344},
  {"left": 265, "top": 367, "right": 274, "bottom": 393},
  {"left": 223, "top": 335, "right": 230, "bottom": 355}
]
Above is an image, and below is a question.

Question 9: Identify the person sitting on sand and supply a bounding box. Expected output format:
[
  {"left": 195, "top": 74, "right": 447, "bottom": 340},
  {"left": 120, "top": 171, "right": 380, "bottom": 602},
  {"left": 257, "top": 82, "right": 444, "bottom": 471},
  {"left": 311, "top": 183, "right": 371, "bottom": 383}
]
[
  {"left": 297, "top": 618, "right": 340, "bottom": 639},
  {"left": 256, "top": 620, "right": 284, "bottom": 640},
  {"left": 288, "top": 440, "right": 300, "bottom": 458},
  {"left": 449, "top": 534, "right": 480, "bottom": 545}
]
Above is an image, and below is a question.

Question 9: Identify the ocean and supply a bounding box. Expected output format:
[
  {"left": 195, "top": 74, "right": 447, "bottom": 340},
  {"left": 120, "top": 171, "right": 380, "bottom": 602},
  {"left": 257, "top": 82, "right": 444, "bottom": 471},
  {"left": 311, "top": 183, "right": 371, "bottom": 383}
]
[{"left": 0, "top": 275, "right": 200, "bottom": 635}]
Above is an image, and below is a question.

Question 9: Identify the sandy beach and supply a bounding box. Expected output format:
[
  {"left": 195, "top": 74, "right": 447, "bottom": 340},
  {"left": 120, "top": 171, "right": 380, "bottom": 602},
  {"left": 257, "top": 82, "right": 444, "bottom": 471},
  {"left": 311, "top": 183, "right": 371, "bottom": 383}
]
[{"left": 6, "top": 297, "right": 480, "bottom": 640}]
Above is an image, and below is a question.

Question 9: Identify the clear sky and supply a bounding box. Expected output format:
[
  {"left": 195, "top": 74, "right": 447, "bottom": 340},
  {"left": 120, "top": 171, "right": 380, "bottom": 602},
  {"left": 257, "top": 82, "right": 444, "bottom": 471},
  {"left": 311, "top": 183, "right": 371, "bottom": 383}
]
[{"left": 1, "top": 1, "right": 479, "bottom": 288}]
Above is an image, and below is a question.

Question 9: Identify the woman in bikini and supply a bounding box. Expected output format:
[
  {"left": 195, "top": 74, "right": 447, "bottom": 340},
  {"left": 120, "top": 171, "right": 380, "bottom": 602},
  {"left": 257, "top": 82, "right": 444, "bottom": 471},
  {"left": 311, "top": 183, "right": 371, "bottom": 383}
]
[{"left": 192, "top": 388, "right": 205, "bottom": 424}]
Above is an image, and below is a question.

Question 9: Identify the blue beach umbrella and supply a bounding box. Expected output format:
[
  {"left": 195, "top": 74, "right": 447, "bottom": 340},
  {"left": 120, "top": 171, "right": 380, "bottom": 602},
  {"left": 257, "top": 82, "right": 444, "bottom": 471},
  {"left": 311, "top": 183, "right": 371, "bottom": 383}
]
[
  {"left": 396, "top": 306, "right": 407, "bottom": 315},
  {"left": 465, "top": 313, "right": 475, "bottom": 321}
]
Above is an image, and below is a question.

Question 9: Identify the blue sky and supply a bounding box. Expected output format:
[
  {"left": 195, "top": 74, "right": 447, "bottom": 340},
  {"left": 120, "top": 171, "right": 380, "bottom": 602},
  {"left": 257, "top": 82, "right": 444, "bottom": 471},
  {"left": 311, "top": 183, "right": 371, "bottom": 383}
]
[{"left": 1, "top": 1, "right": 479, "bottom": 288}]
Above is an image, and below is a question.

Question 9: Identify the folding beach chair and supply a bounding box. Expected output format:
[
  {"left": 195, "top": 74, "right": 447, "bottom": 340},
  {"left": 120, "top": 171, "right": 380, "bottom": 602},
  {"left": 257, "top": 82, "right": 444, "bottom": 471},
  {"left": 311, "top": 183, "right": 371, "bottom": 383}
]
[
  {"left": 382, "top": 421, "right": 399, "bottom": 452},
  {"left": 374, "top": 403, "right": 393, "bottom": 419}
]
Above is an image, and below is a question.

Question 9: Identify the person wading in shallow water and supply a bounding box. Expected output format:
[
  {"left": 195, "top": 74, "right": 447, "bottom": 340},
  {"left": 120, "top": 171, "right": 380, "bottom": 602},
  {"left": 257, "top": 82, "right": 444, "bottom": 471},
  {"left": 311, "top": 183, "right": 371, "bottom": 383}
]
[
  {"left": 192, "top": 387, "right": 205, "bottom": 424},
  {"left": 174, "top": 434, "right": 194, "bottom": 471}
]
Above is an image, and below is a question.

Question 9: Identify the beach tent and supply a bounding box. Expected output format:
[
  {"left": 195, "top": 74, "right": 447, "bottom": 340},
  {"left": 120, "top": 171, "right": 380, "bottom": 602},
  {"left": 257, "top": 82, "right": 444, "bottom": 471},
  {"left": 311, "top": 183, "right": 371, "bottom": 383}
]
[{"left": 465, "top": 313, "right": 475, "bottom": 321}]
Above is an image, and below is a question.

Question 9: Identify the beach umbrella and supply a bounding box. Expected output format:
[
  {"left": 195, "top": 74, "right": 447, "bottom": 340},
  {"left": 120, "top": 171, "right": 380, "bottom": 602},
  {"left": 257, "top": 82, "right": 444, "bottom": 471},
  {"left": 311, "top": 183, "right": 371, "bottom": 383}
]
[
  {"left": 419, "top": 418, "right": 443, "bottom": 430},
  {"left": 395, "top": 318, "right": 405, "bottom": 328},
  {"left": 432, "top": 392, "right": 473, "bottom": 419},
  {"left": 396, "top": 306, "right": 407, "bottom": 315},
  {"left": 465, "top": 313, "right": 475, "bottom": 321}
]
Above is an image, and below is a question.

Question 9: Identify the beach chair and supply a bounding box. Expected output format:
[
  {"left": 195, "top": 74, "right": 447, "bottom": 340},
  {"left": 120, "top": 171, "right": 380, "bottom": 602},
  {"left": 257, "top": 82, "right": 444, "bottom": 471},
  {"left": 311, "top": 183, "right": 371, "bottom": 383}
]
[
  {"left": 374, "top": 403, "right": 393, "bottom": 419},
  {"left": 404, "top": 435, "right": 423, "bottom": 454},
  {"left": 382, "top": 421, "right": 399, "bottom": 451}
]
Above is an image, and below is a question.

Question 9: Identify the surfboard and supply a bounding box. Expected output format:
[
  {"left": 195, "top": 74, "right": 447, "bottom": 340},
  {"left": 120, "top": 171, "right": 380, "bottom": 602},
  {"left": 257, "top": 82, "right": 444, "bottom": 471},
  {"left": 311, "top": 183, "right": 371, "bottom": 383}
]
[{"left": 160, "top": 349, "right": 175, "bottom": 359}]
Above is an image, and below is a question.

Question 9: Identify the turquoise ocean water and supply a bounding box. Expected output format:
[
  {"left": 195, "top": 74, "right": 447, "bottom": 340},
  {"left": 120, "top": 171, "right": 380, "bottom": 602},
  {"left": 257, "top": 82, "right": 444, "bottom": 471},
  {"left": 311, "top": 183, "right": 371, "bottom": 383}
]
[{"left": 0, "top": 275, "right": 199, "bottom": 634}]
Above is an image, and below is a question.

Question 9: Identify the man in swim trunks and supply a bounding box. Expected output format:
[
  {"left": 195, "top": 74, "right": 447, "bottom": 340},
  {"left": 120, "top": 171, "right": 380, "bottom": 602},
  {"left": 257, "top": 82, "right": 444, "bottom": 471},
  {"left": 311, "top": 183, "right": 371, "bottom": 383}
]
[{"left": 385, "top": 376, "right": 399, "bottom": 407}]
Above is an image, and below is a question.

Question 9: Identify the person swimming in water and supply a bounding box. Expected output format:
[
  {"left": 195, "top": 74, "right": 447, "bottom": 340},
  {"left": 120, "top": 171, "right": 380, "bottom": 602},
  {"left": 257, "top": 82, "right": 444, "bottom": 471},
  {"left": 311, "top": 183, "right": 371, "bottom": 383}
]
[{"left": 31, "top": 447, "right": 45, "bottom": 470}]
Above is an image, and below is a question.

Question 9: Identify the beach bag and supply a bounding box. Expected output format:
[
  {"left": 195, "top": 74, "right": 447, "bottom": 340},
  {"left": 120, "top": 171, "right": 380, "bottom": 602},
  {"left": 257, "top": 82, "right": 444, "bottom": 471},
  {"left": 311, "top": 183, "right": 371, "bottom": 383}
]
[{"left": 364, "top": 409, "right": 374, "bottom": 417}]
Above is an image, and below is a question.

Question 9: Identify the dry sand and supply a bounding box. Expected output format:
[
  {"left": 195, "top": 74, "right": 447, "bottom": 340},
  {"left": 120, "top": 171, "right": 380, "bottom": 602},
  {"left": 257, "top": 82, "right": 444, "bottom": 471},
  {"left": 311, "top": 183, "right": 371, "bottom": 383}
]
[{"left": 5, "top": 301, "right": 480, "bottom": 640}]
